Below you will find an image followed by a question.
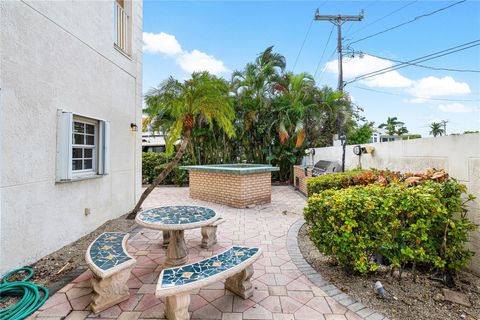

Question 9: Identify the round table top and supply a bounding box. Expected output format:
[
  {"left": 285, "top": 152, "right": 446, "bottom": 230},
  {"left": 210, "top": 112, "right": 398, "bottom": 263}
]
[{"left": 135, "top": 205, "right": 218, "bottom": 231}]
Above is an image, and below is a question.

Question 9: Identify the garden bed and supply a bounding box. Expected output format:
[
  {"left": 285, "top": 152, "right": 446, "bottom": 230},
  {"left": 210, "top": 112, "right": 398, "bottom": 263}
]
[
  {"left": 22, "top": 215, "right": 136, "bottom": 288},
  {"left": 298, "top": 223, "right": 480, "bottom": 320}
]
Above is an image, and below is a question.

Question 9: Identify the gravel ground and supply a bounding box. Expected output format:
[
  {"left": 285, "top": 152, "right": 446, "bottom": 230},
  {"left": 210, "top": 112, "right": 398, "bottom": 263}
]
[
  {"left": 2, "top": 215, "right": 137, "bottom": 288},
  {"left": 298, "top": 224, "right": 480, "bottom": 320},
  {"left": 0, "top": 215, "right": 137, "bottom": 310}
]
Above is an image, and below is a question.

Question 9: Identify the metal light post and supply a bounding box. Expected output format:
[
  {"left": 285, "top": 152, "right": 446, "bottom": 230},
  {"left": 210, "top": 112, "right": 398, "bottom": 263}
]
[{"left": 340, "top": 133, "right": 346, "bottom": 172}]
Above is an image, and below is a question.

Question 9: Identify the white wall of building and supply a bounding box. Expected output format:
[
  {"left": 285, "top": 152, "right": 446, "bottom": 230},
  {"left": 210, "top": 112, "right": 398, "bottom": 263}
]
[
  {"left": 307, "top": 134, "right": 480, "bottom": 274},
  {"left": 0, "top": 0, "right": 143, "bottom": 274}
]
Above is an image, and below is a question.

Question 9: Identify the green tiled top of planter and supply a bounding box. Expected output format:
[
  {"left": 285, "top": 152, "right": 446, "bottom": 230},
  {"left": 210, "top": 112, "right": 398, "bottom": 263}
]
[{"left": 179, "top": 164, "right": 280, "bottom": 175}]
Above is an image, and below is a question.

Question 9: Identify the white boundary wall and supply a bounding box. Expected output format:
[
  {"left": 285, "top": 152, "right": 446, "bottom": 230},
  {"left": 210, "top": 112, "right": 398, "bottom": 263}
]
[{"left": 306, "top": 134, "right": 480, "bottom": 274}]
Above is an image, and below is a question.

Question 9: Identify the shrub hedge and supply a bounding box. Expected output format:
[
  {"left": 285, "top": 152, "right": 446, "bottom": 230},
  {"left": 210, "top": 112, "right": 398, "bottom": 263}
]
[
  {"left": 304, "top": 169, "right": 477, "bottom": 275},
  {"left": 142, "top": 152, "right": 191, "bottom": 186},
  {"left": 306, "top": 170, "right": 366, "bottom": 195}
]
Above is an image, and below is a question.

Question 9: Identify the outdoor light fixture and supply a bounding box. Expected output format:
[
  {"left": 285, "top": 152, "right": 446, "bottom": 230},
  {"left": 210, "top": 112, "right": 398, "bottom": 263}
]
[
  {"left": 340, "top": 133, "right": 347, "bottom": 172},
  {"left": 353, "top": 145, "right": 364, "bottom": 156},
  {"left": 130, "top": 123, "right": 138, "bottom": 132}
]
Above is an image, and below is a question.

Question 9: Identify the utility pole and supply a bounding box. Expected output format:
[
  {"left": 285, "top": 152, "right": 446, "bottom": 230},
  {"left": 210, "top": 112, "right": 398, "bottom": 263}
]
[
  {"left": 314, "top": 9, "right": 364, "bottom": 171},
  {"left": 441, "top": 120, "right": 448, "bottom": 135},
  {"left": 314, "top": 9, "right": 364, "bottom": 92}
]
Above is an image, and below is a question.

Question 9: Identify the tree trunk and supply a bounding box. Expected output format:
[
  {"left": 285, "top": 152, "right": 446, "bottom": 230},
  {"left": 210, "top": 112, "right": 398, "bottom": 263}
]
[{"left": 126, "top": 129, "right": 192, "bottom": 220}]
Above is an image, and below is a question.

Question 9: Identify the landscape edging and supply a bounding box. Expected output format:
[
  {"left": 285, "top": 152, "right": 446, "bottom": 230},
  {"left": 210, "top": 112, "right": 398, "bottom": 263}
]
[{"left": 286, "top": 218, "right": 388, "bottom": 320}]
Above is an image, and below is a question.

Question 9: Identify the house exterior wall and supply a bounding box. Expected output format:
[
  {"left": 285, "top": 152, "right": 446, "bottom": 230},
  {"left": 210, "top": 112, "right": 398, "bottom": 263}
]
[
  {"left": 306, "top": 134, "right": 480, "bottom": 274},
  {"left": 0, "top": 0, "right": 143, "bottom": 274}
]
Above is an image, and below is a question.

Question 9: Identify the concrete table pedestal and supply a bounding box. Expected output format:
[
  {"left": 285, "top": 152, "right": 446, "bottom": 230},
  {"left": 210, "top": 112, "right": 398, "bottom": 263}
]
[{"left": 135, "top": 206, "right": 218, "bottom": 268}]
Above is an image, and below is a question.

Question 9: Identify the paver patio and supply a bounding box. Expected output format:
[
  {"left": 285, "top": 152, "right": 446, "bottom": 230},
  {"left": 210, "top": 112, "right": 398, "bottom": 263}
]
[{"left": 31, "top": 186, "right": 368, "bottom": 320}]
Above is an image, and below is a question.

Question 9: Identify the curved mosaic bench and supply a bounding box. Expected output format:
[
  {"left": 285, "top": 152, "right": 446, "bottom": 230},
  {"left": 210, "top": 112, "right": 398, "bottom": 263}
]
[
  {"left": 156, "top": 246, "right": 262, "bottom": 320},
  {"left": 85, "top": 232, "right": 137, "bottom": 313}
]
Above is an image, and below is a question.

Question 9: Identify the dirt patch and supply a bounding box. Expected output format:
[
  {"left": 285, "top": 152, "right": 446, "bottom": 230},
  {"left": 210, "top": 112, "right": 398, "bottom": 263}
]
[
  {"left": 23, "top": 215, "right": 136, "bottom": 287},
  {"left": 298, "top": 223, "right": 480, "bottom": 320}
]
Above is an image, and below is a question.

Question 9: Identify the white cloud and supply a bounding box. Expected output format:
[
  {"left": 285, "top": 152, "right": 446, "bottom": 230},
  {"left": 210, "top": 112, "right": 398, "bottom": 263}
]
[
  {"left": 325, "top": 54, "right": 412, "bottom": 88},
  {"left": 324, "top": 56, "right": 473, "bottom": 105},
  {"left": 437, "top": 103, "right": 475, "bottom": 113},
  {"left": 176, "top": 50, "right": 230, "bottom": 75},
  {"left": 143, "top": 32, "right": 182, "bottom": 56},
  {"left": 143, "top": 32, "right": 229, "bottom": 76},
  {"left": 407, "top": 76, "right": 471, "bottom": 103}
]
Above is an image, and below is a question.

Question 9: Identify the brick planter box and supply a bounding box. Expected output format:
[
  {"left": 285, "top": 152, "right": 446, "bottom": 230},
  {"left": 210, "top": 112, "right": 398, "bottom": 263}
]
[
  {"left": 180, "top": 164, "right": 279, "bottom": 208},
  {"left": 293, "top": 165, "right": 312, "bottom": 196}
]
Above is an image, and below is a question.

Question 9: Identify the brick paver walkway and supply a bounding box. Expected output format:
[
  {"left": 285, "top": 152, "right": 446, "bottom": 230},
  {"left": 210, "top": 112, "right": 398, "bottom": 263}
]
[{"left": 32, "top": 186, "right": 366, "bottom": 320}]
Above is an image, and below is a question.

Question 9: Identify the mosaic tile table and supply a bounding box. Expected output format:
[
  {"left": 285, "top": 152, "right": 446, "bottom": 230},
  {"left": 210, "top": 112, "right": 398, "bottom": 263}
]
[{"left": 135, "top": 206, "right": 218, "bottom": 268}]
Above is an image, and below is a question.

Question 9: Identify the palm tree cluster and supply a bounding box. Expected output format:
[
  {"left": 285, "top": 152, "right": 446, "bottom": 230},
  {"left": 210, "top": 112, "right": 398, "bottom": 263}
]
[
  {"left": 129, "top": 47, "right": 362, "bottom": 217},
  {"left": 378, "top": 117, "right": 409, "bottom": 136},
  {"left": 229, "top": 46, "right": 358, "bottom": 180}
]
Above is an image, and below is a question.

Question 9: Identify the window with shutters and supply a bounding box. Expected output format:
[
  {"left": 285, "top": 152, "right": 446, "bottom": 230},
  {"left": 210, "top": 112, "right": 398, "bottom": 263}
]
[
  {"left": 72, "top": 118, "right": 97, "bottom": 173},
  {"left": 56, "top": 111, "right": 110, "bottom": 182},
  {"left": 114, "top": 0, "right": 131, "bottom": 56}
]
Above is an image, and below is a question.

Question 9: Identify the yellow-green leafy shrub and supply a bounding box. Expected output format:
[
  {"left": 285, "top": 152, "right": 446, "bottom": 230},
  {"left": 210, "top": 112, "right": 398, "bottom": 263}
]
[{"left": 304, "top": 180, "right": 477, "bottom": 274}]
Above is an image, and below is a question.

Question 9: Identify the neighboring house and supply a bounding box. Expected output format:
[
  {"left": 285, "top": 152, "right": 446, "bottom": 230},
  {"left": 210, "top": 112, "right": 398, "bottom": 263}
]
[
  {"left": 142, "top": 132, "right": 166, "bottom": 153},
  {"left": 0, "top": 0, "right": 143, "bottom": 274},
  {"left": 370, "top": 129, "right": 402, "bottom": 143}
]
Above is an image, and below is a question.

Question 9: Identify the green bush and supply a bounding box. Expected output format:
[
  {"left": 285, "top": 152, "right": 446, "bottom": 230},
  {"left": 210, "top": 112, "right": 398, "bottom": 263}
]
[
  {"left": 402, "top": 134, "right": 422, "bottom": 140},
  {"left": 304, "top": 179, "right": 477, "bottom": 275},
  {"left": 142, "top": 152, "right": 192, "bottom": 186},
  {"left": 306, "top": 170, "right": 366, "bottom": 196},
  {"left": 142, "top": 152, "right": 169, "bottom": 184}
]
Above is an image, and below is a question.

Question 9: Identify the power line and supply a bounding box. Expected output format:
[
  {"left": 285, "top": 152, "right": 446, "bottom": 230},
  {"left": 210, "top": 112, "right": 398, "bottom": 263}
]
[
  {"left": 350, "top": 85, "right": 480, "bottom": 102},
  {"left": 318, "top": 1, "right": 329, "bottom": 9},
  {"left": 348, "top": 42, "right": 480, "bottom": 83},
  {"left": 348, "top": 0, "right": 466, "bottom": 45},
  {"left": 316, "top": 46, "right": 338, "bottom": 85},
  {"left": 293, "top": 19, "right": 314, "bottom": 71},
  {"left": 345, "top": 40, "right": 480, "bottom": 84},
  {"left": 355, "top": 51, "right": 480, "bottom": 73},
  {"left": 344, "top": 1, "right": 379, "bottom": 37},
  {"left": 347, "top": 1, "right": 417, "bottom": 38},
  {"left": 313, "top": 24, "right": 335, "bottom": 78}
]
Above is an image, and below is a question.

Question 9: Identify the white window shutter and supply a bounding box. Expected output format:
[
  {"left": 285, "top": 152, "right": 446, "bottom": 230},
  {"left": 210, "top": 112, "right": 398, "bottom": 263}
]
[
  {"left": 99, "top": 120, "right": 110, "bottom": 175},
  {"left": 56, "top": 110, "right": 73, "bottom": 181}
]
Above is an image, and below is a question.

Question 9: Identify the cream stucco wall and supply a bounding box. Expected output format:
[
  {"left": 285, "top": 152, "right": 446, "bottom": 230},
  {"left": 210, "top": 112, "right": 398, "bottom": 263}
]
[
  {"left": 0, "top": 0, "right": 143, "bottom": 274},
  {"left": 306, "top": 134, "right": 480, "bottom": 274}
]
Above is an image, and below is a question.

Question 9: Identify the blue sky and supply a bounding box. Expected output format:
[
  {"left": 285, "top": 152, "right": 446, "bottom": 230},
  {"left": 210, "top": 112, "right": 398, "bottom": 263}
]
[{"left": 142, "top": 0, "right": 480, "bottom": 137}]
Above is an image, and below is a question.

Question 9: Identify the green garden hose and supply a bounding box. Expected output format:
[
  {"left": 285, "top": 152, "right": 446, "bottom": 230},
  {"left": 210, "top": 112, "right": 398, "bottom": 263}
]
[{"left": 0, "top": 267, "right": 49, "bottom": 320}]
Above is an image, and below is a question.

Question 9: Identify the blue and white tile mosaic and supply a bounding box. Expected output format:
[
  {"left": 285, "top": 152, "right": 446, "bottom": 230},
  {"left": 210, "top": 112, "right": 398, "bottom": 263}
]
[
  {"left": 89, "top": 232, "right": 132, "bottom": 271},
  {"left": 160, "top": 246, "right": 259, "bottom": 288},
  {"left": 137, "top": 206, "right": 216, "bottom": 225}
]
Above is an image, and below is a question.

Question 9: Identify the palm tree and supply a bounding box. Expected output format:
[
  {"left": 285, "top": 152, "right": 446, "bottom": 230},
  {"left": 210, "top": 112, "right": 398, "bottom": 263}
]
[
  {"left": 231, "top": 46, "right": 285, "bottom": 106},
  {"left": 231, "top": 46, "right": 286, "bottom": 162},
  {"left": 379, "top": 117, "right": 405, "bottom": 136},
  {"left": 300, "top": 86, "right": 353, "bottom": 147},
  {"left": 429, "top": 122, "right": 445, "bottom": 137},
  {"left": 127, "top": 72, "right": 235, "bottom": 219},
  {"left": 396, "top": 126, "right": 409, "bottom": 136},
  {"left": 273, "top": 72, "right": 316, "bottom": 147}
]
